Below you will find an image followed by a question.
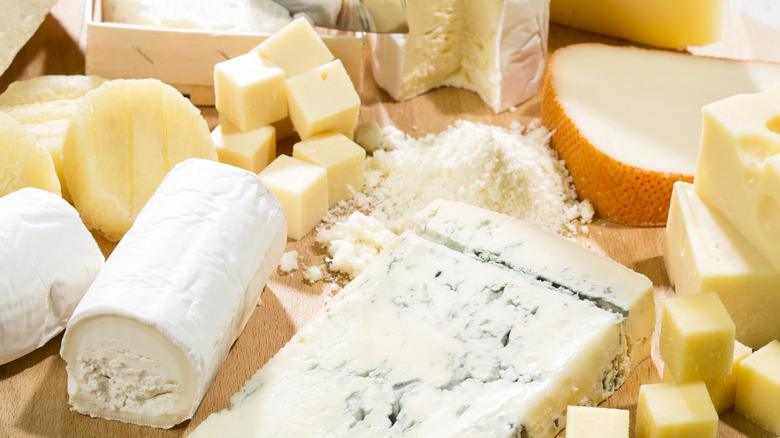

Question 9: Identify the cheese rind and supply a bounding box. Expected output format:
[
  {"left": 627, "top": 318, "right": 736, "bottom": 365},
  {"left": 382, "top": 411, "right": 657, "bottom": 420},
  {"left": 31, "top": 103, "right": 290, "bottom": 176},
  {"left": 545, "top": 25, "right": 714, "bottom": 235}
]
[
  {"left": 60, "top": 159, "right": 286, "bottom": 428},
  {"left": 192, "top": 232, "right": 630, "bottom": 438},
  {"left": 735, "top": 340, "right": 780, "bottom": 435},
  {"left": 412, "top": 199, "right": 655, "bottom": 366},
  {"left": 0, "top": 188, "right": 103, "bottom": 365}
]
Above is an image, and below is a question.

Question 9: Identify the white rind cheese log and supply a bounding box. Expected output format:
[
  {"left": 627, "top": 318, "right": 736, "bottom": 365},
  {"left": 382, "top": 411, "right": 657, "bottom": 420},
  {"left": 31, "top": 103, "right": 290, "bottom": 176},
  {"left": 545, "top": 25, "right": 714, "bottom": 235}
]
[
  {"left": 192, "top": 231, "right": 632, "bottom": 438},
  {"left": 60, "top": 159, "right": 286, "bottom": 428},
  {"left": 370, "top": 0, "right": 548, "bottom": 113},
  {"left": 413, "top": 199, "right": 655, "bottom": 366},
  {"left": 0, "top": 188, "right": 104, "bottom": 365}
]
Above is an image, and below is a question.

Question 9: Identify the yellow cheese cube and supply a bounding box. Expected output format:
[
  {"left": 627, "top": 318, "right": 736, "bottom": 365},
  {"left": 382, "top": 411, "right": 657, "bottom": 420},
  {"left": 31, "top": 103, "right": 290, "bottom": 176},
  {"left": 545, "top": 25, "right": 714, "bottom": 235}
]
[
  {"left": 636, "top": 382, "right": 718, "bottom": 438},
  {"left": 285, "top": 60, "right": 360, "bottom": 141},
  {"left": 292, "top": 131, "right": 365, "bottom": 207},
  {"left": 695, "top": 83, "right": 780, "bottom": 272},
  {"left": 566, "top": 405, "right": 629, "bottom": 438},
  {"left": 663, "top": 340, "right": 752, "bottom": 414},
  {"left": 735, "top": 340, "right": 780, "bottom": 435},
  {"left": 258, "top": 155, "right": 327, "bottom": 240},
  {"left": 253, "top": 17, "right": 334, "bottom": 78},
  {"left": 660, "top": 292, "right": 735, "bottom": 382},
  {"left": 214, "top": 51, "right": 287, "bottom": 132},
  {"left": 664, "top": 181, "right": 780, "bottom": 349},
  {"left": 212, "top": 121, "right": 275, "bottom": 174}
]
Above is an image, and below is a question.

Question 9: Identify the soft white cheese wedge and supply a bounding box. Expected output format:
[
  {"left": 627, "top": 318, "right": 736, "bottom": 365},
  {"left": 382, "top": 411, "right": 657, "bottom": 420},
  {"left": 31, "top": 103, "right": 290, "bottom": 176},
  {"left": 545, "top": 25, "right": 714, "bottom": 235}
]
[
  {"left": 192, "top": 231, "right": 631, "bottom": 438},
  {"left": 60, "top": 158, "right": 286, "bottom": 428},
  {"left": 0, "top": 188, "right": 104, "bottom": 365}
]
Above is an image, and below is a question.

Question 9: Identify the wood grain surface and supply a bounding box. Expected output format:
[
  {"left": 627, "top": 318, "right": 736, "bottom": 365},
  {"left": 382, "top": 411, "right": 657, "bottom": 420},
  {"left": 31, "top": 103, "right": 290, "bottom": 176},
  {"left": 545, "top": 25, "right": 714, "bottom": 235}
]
[{"left": 1, "top": 1, "right": 778, "bottom": 437}]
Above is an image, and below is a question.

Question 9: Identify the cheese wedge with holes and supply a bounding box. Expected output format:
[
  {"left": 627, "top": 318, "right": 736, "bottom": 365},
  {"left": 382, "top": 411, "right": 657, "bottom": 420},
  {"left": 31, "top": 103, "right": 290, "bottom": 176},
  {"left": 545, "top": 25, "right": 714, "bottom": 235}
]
[
  {"left": 0, "top": 111, "right": 60, "bottom": 197},
  {"left": 60, "top": 159, "right": 286, "bottom": 428},
  {"left": 541, "top": 43, "right": 780, "bottom": 225},
  {"left": 62, "top": 79, "right": 217, "bottom": 241}
]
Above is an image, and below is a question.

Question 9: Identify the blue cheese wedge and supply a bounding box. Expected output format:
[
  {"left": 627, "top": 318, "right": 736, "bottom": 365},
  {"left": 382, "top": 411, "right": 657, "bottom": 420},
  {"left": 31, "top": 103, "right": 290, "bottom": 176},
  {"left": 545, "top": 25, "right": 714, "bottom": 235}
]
[
  {"left": 413, "top": 199, "right": 655, "bottom": 366},
  {"left": 60, "top": 159, "right": 286, "bottom": 428},
  {"left": 192, "top": 231, "right": 635, "bottom": 437}
]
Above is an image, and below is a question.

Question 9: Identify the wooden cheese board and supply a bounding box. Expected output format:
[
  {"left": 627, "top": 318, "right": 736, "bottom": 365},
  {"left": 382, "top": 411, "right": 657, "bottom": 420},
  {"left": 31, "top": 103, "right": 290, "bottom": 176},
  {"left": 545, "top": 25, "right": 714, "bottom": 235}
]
[{"left": 1, "top": 0, "right": 778, "bottom": 437}]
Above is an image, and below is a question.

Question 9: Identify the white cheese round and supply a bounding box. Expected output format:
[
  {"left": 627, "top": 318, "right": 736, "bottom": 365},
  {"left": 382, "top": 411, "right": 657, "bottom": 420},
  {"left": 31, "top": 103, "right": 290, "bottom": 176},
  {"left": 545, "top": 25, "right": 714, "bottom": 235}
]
[
  {"left": 0, "top": 188, "right": 104, "bottom": 365},
  {"left": 60, "top": 158, "right": 287, "bottom": 428}
]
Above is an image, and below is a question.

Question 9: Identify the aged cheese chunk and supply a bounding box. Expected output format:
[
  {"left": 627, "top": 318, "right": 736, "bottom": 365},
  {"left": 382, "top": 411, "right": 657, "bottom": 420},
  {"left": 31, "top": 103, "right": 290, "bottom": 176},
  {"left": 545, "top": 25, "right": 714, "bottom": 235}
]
[
  {"left": 660, "top": 292, "right": 735, "bottom": 382},
  {"left": 663, "top": 340, "right": 752, "bottom": 414},
  {"left": 60, "top": 159, "right": 286, "bottom": 428},
  {"left": 254, "top": 17, "right": 334, "bottom": 78},
  {"left": 192, "top": 232, "right": 632, "bottom": 438},
  {"left": 0, "top": 75, "right": 107, "bottom": 202},
  {"left": 636, "top": 382, "right": 718, "bottom": 438},
  {"left": 664, "top": 181, "right": 780, "bottom": 349},
  {"left": 214, "top": 51, "right": 287, "bottom": 131},
  {"left": 62, "top": 79, "right": 217, "bottom": 242},
  {"left": 292, "top": 130, "right": 365, "bottom": 207},
  {"left": 695, "top": 83, "right": 780, "bottom": 272},
  {"left": 0, "top": 0, "right": 58, "bottom": 76},
  {"left": 565, "top": 406, "right": 629, "bottom": 438},
  {"left": 212, "top": 120, "right": 276, "bottom": 173},
  {"left": 413, "top": 199, "right": 654, "bottom": 366},
  {"left": 0, "top": 111, "right": 60, "bottom": 197},
  {"left": 550, "top": 0, "right": 725, "bottom": 50},
  {"left": 735, "top": 340, "right": 780, "bottom": 435},
  {"left": 541, "top": 43, "right": 780, "bottom": 225},
  {"left": 0, "top": 188, "right": 103, "bottom": 365},
  {"left": 258, "top": 154, "right": 328, "bottom": 240},
  {"left": 370, "top": 0, "right": 548, "bottom": 113},
  {"left": 285, "top": 59, "right": 360, "bottom": 140}
]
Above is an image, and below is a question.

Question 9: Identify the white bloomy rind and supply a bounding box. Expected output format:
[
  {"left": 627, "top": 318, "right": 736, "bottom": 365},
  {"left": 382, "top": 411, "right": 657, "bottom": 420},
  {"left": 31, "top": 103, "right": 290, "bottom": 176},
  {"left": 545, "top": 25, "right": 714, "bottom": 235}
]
[
  {"left": 0, "top": 188, "right": 104, "bottom": 365},
  {"left": 60, "top": 158, "right": 286, "bottom": 428}
]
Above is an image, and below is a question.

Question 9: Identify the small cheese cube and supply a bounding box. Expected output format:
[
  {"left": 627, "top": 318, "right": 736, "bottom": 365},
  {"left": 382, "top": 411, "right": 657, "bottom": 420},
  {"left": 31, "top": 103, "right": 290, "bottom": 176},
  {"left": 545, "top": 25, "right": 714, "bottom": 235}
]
[
  {"left": 212, "top": 121, "right": 275, "bottom": 174},
  {"left": 636, "top": 382, "right": 718, "bottom": 438},
  {"left": 735, "top": 340, "right": 780, "bottom": 435},
  {"left": 566, "top": 405, "right": 629, "bottom": 438},
  {"left": 663, "top": 340, "right": 752, "bottom": 414},
  {"left": 292, "top": 131, "right": 365, "bottom": 207},
  {"left": 258, "top": 155, "right": 327, "bottom": 240},
  {"left": 214, "top": 51, "right": 287, "bottom": 131},
  {"left": 660, "top": 292, "right": 735, "bottom": 382},
  {"left": 253, "top": 17, "right": 334, "bottom": 78},
  {"left": 285, "top": 60, "right": 360, "bottom": 140}
]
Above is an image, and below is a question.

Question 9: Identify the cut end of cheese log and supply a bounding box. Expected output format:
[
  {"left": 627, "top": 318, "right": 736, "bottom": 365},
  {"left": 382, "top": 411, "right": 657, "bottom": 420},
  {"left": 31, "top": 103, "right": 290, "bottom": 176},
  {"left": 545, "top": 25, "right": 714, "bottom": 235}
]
[
  {"left": 541, "top": 43, "right": 780, "bottom": 226},
  {"left": 62, "top": 79, "right": 218, "bottom": 242},
  {"left": 0, "top": 111, "right": 61, "bottom": 197},
  {"left": 60, "top": 158, "right": 286, "bottom": 428}
]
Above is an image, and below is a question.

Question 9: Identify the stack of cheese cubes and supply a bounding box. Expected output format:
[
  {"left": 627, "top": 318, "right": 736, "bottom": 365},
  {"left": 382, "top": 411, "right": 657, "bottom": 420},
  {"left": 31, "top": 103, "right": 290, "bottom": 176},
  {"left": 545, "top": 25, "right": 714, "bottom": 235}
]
[
  {"left": 213, "top": 17, "right": 365, "bottom": 240},
  {"left": 662, "top": 83, "right": 780, "bottom": 435}
]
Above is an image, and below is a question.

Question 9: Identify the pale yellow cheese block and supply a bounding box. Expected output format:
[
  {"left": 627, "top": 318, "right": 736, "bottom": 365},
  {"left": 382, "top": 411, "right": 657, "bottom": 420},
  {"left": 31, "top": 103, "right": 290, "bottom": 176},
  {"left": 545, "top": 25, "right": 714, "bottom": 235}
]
[
  {"left": 0, "top": 111, "right": 60, "bottom": 197},
  {"left": 636, "top": 382, "right": 718, "bottom": 438},
  {"left": 735, "top": 340, "right": 780, "bottom": 435},
  {"left": 253, "top": 17, "right": 334, "bottom": 78},
  {"left": 212, "top": 121, "right": 276, "bottom": 174},
  {"left": 63, "top": 79, "right": 217, "bottom": 242},
  {"left": 550, "top": 0, "right": 725, "bottom": 50},
  {"left": 565, "top": 405, "right": 629, "bottom": 438}
]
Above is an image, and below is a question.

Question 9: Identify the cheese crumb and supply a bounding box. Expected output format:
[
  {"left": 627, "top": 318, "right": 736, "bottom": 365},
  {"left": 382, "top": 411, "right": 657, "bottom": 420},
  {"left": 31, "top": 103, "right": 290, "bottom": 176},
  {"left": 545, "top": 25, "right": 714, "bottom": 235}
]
[
  {"left": 317, "top": 211, "right": 395, "bottom": 279},
  {"left": 303, "top": 265, "right": 324, "bottom": 283},
  {"left": 278, "top": 250, "right": 299, "bottom": 273}
]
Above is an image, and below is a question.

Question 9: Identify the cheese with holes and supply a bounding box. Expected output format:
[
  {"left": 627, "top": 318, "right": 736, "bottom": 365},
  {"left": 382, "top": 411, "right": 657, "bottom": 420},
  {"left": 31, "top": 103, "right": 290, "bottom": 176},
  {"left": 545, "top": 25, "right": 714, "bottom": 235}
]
[
  {"left": 0, "top": 0, "right": 58, "bottom": 76},
  {"left": 370, "top": 0, "right": 548, "bottom": 113},
  {"left": 60, "top": 159, "right": 286, "bottom": 429},
  {"left": 0, "top": 111, "right": 60, "bottom": 197},
  {"left": 413, "top": 199, "right": 654, "bottom": 365},
  {"left": 695, "top": 83, "right": 780, "bottom": 272},
  {"left": 0, "top": 188, "right": 103, "bottom": 365},
  {"left": 550, "top": 0, "right": 725, "bottom": 50},
  {"left": 192, "top": 230, "right": 634, "bottom": 438},
  {"left": 664, "top": 181, "right": 780, "bottom": 349},
  {"left": 541, "top": 43, "right": 780, "bottom": 226},
  {"left": 62, "top": 79, "right": 217, "bottom": 241}
]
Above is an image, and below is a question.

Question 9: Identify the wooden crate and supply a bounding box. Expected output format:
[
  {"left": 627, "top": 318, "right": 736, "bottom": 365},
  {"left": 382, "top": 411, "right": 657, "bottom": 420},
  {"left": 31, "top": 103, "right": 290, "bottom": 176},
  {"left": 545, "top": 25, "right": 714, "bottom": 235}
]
[{"left": 84, "top": 0, "right": 365, "bottom": 105}]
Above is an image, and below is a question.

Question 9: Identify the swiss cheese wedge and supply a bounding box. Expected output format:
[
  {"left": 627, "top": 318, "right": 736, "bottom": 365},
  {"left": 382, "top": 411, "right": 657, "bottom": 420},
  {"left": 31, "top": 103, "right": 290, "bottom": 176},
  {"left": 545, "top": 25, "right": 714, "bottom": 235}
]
[{"left": 541, "top": 43, "right": 780, "bottom": 226}]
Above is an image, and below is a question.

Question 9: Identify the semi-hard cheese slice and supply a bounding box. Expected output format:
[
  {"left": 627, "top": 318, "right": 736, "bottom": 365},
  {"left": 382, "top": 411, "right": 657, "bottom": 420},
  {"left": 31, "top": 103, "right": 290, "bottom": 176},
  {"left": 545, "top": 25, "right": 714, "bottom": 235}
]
[
  {"left": 541, "top": 43, "right": 780, "bottom": 226},
  {"left": 0, "top": 0, "right": 59, "bottom": 76},
  {"left": 60, "top": 159, "right": 286, "bottom": 428},
  {"left": 370, "top": 0, "right": 548, "bottom": 113},
  {"left": 413, "top": 199, "right": 655, "bottom": 366},
  {"left": 193, "top": 234, "right": 635, "bottom": 437},
  {"left": 63, "top": 79, "right": 217, "bottom": 241},
  {"left": 0, "top": 188, "right": 103, "bottom": 365},
  {"left": 0, "top": 111, "right": 60, "bottom": 197}
]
